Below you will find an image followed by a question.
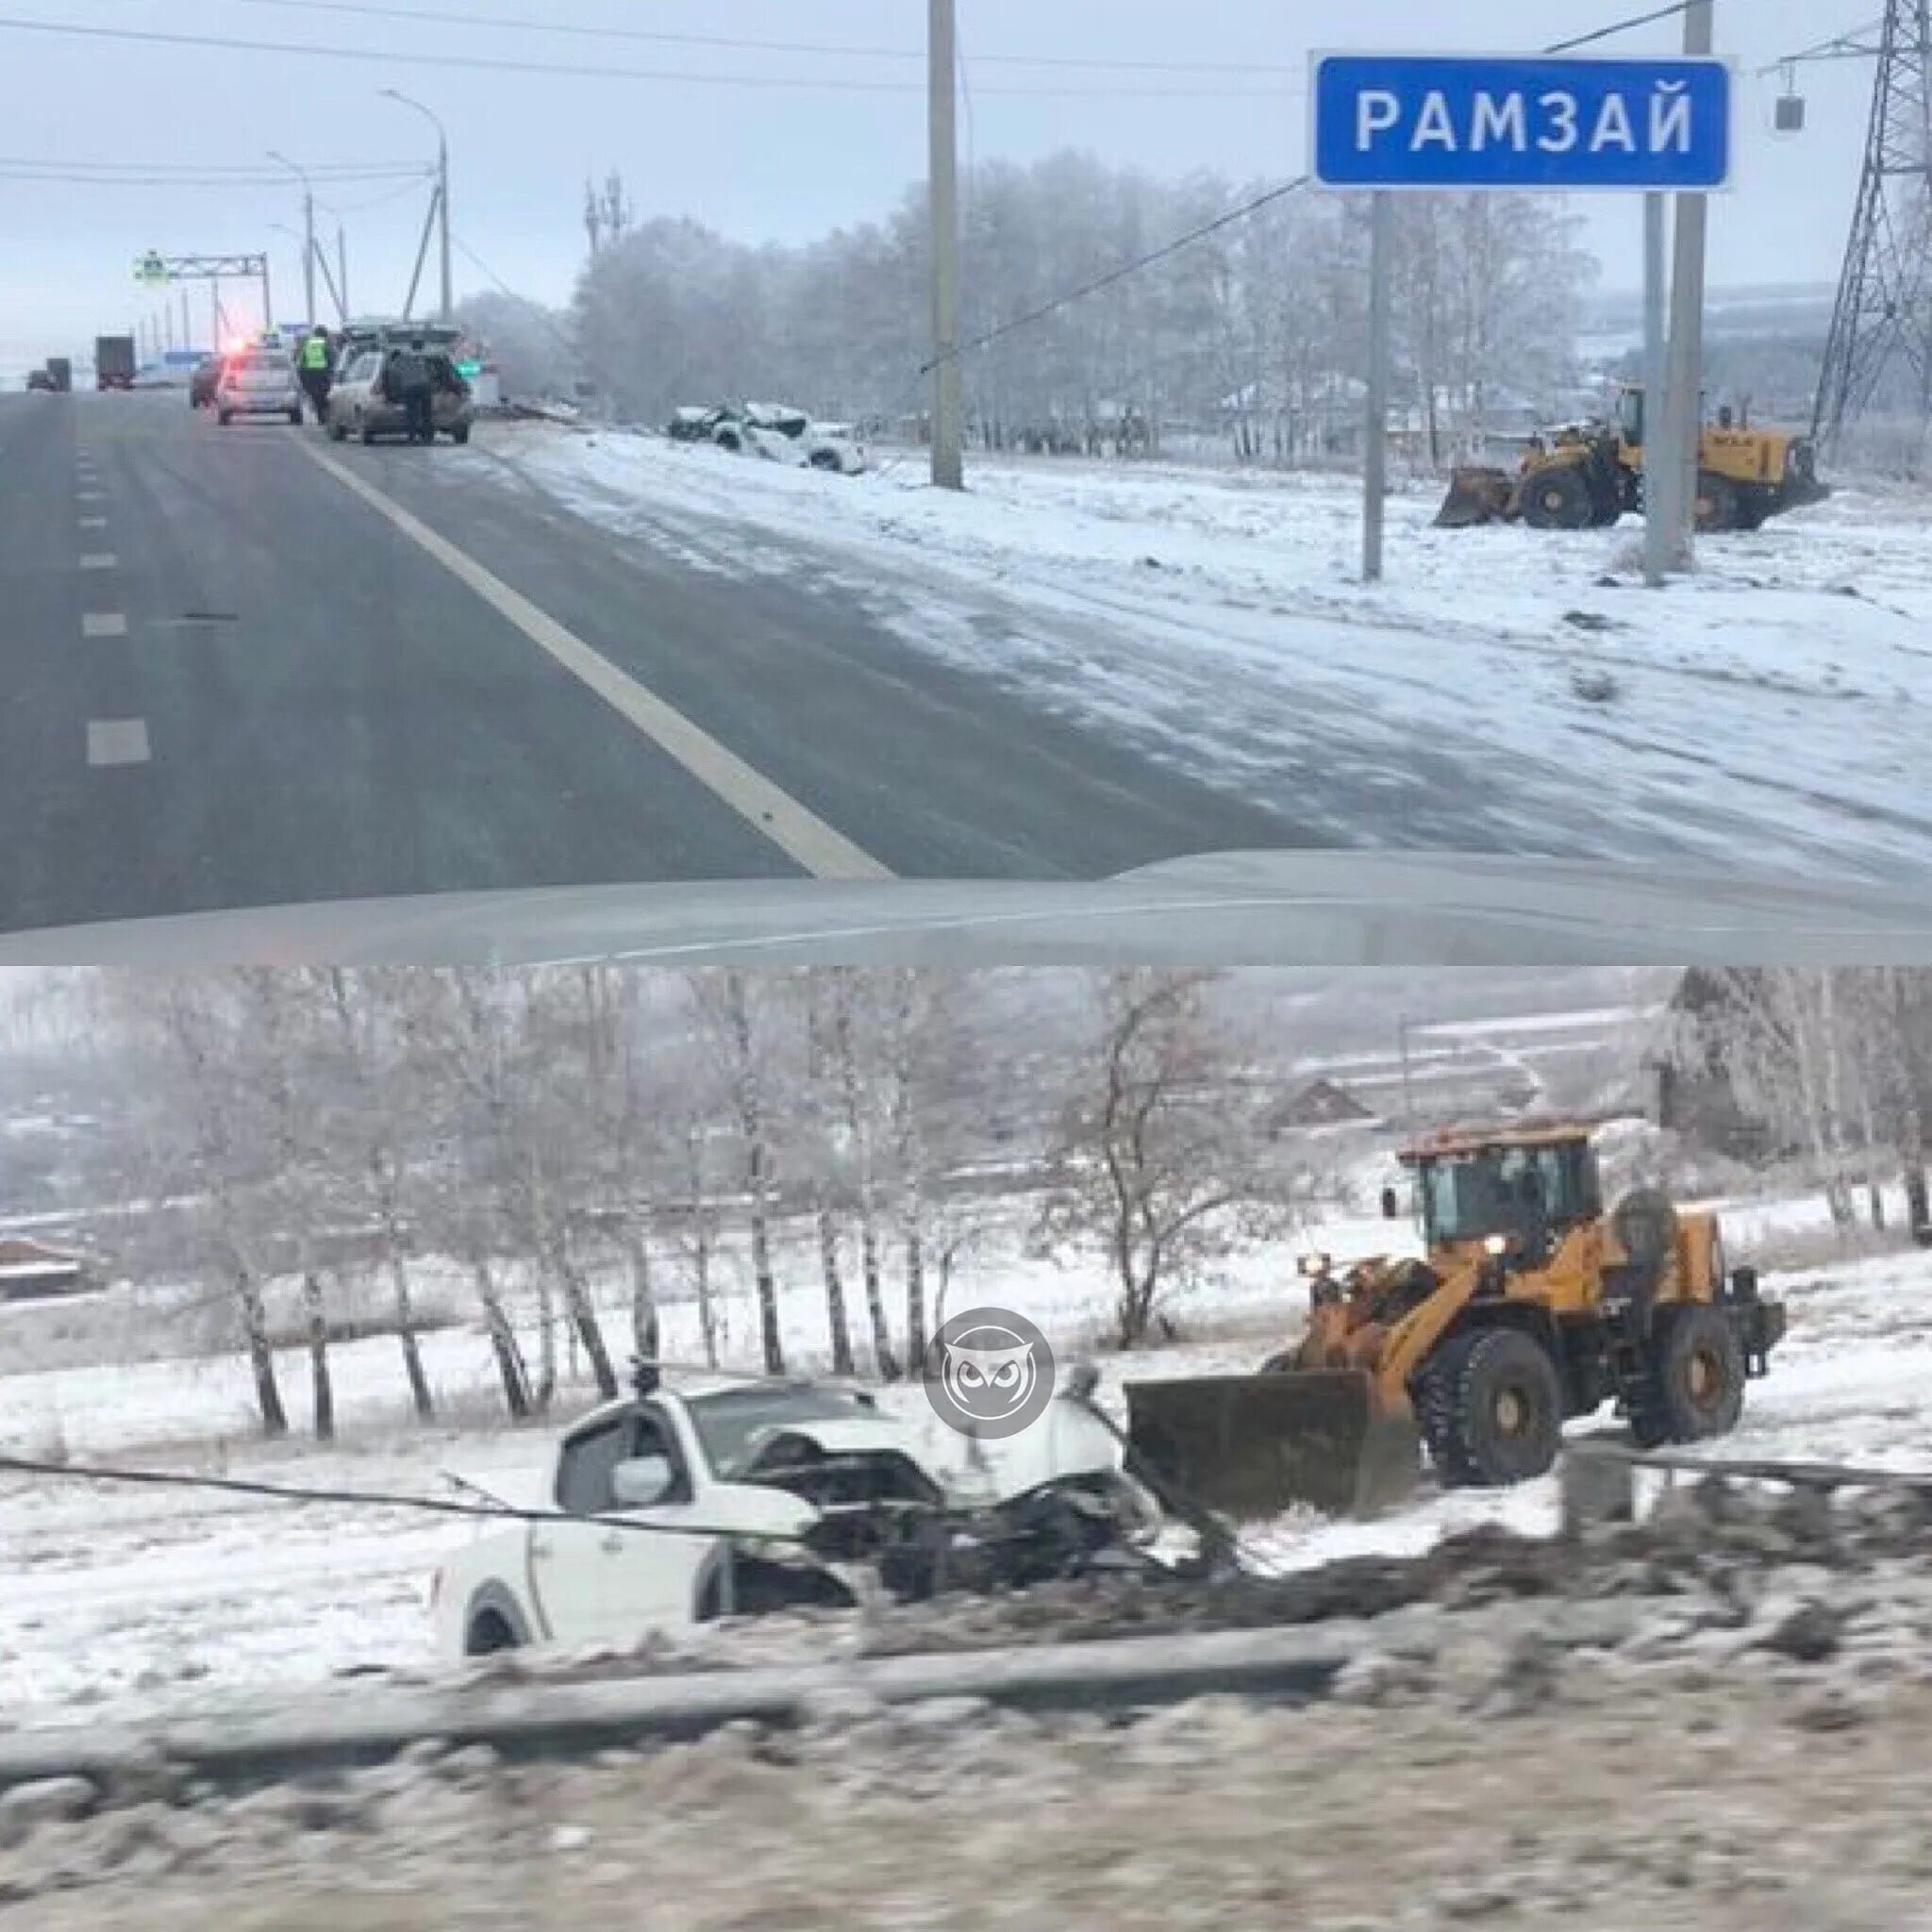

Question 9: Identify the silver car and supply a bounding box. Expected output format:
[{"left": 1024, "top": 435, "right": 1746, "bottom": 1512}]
[
  {"left": 325, "top": 345, "right": 474, "bottom": 445},
  {"left": 215, "top": 348, "right": 303, "bottom": 426}
]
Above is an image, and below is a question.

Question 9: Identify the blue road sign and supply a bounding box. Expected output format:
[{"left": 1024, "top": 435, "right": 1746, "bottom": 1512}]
[{"left": 1312, "top": 55, "right": 1731, "bottom": 192}]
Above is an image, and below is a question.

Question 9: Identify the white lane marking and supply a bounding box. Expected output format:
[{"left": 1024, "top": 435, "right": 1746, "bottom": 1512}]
[
  {"left": 76, "top": 490, "right": 104, "bottom": 503},
  {"left": 87, "top": 719, "right": 150, "bottom": 766},
  {"left": 82, "top": 613, "right": 128, "bottom": 639},
  {"left": 79, "top": 515, "right": 108, "bottom": 529},
  {"left": 299, "top": 440, "right": 891, "bottom": 882},
  {"left": 78, "top": 553, "right": 117, "bottom": 570}
]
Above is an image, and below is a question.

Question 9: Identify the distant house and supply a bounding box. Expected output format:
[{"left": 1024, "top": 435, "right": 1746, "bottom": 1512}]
[
  {"left": 1271, "top": 1079, "right": 1375, "bottom": 1132},
  {"left": 0, "top": 1236, "right": 90, "bottom": 1304}
]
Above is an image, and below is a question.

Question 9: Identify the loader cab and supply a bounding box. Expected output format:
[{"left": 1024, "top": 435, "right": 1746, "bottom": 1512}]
[
  {"left": 1401, "top": 1130, "right": 1603, "bottom": 1257},
  {"left": 1617, "top": 387, "right": 1644, "bottom": 448}
]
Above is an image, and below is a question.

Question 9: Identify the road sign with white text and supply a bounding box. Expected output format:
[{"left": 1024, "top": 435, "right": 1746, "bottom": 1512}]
[{"left": 1312, "top": 55, "right": 1731, "bottom": 192}]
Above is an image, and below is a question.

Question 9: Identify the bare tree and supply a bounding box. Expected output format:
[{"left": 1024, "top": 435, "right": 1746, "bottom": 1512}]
[
  {"left": 1038, "top": 972, "right": 1300, "bottom": 1347},
  {"left": 315, "top": 970, "right": 435, "bottom": 1420},
  {"left": 801, "top": 978, "right": 858, "bottom": 1375},
  {"left": 827, "top": 973, "right": 898, "bottom": 1378},
  {"left": 390, "top": 970, "right": 537, "bottom": 1419},
  {"left": 690, "top": 973, "right": 787, "bottom": 1375},
  {"left": 231, "top": 972, "right": 340, "bottom": 1441},
  {"left": 94, "top": 977, "right": 289, "bottom": 1437}
]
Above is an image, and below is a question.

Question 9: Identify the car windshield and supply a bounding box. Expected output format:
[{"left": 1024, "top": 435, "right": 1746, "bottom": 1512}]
[
  {"left": 1416, "top": 1141, "right": 1601, "bottom": 1245},
  {"left": 684, "top": 1384, "right": 879, "bottom": 1476}
]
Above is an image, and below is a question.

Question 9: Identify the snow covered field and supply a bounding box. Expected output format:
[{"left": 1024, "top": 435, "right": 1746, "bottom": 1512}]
[
  {"left": 469, "top": 426, "right": 1932, "bottom": 885},
  {"left": 5, "top": 1170, "right": 1929, "bottom": 1727}
]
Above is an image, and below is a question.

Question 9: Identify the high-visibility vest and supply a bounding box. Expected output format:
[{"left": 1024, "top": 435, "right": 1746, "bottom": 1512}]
[{"left": 300, "top": 335, "right": 331, "bottom": 371}]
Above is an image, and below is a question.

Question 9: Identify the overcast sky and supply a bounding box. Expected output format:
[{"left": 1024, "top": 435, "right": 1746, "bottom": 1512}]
[{"left": 0, "top": 0, "right": 1881, "bottom": 373}]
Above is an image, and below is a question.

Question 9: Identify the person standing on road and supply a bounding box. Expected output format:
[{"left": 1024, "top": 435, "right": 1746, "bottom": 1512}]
[
  {"left": 390, "top": 338, "right": 434, "bottom": 444},
  {"left": 298, "top": 325, "right": 333, "bottom": 426}
]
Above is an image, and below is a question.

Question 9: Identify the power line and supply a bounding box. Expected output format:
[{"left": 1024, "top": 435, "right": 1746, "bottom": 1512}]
[
  {"left": 0, "top": 155, "right": 425, "bottom": 177},
  {"left": 205, "top": 0, "right": 1311, "bottom": 76},
  {"left": 922, "top": 175, "right": 1314, "bottom": 378},
  {"left": 0, "top": 15, "right": 1296, "bottom": 98},
  {"left": 1546, "top": 0, "right": 1727, "bottom": 54},
  {"left": 0, "top": 1449, "right": 824, "bottom": 1546}
]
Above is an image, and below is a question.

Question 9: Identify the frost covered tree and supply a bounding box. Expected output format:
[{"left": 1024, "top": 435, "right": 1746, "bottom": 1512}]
[
  {"left": 568, "top": 150, "right": 1594, "bottom": 457},
  {"left": 1037, "top": 973, "right": 1302, "bottom": 1348},
  {"left": 688, "top": 972, "right": 790, "bottom": 1375},
  {"left": 92, "top": 976, "right": 290, "bottom": 1438}
]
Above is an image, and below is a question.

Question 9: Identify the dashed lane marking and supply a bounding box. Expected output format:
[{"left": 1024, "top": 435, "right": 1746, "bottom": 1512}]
[
  {"left": 82, "top": 613, "right": 128, "bottom": 639},
  {"left": 78, "top": 516, "right": 108, "bottom": 530},
  {"left": 299, "top": 440, "right": 892, "bottom": 882},
  {"left": 78, "top": 553, "right": 117, "bottom": 570},
  {"left": 87, "top": 720, "right": 150, "bottom": 767}
]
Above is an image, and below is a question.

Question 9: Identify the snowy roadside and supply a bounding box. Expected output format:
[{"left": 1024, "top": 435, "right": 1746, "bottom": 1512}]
[
  {"left": 462, "top": 426, "right": 1932, "bottom": 883},
  {"left": 5, "top": 1230, "right": 1928, "bottom": 1727}
]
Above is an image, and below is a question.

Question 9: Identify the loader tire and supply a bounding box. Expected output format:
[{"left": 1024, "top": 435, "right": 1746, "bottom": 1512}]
[
  {"left": 1522, "top": 466, "right": 1592, "bottom": 530},
  {"left": 1650, "top": 1302, "right": 1746, "bottom": 1442},
  {"left": 1695, "top": 471, "right": 1740, "bottom": 533},
  {"left": 1423, "top": 1327, "right": 1563, "bottom": 1489}
]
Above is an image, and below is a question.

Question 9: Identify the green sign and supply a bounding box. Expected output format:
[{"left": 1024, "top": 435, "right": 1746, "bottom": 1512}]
[
  {"left": 456, "top": 358, "right": 481, "bottom": 377},
  {"left": 134, "top": 250, "right": 170, "bottom": 288}
]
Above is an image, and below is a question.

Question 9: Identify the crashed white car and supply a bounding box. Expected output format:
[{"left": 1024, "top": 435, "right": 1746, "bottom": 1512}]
[
  {"left": 431, "top": 1375, "right": 1157, "bottom": 1658},
  {"left": 709, "top": 401, "right": 867, "bottom": 475}
]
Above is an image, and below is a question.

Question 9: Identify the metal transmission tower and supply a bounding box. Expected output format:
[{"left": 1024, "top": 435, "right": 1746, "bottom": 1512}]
[{"left": 1790, "top": 6, "right": 1932, "bottom": 452}]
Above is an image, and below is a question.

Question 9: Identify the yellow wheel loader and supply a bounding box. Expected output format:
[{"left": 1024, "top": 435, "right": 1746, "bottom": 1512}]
[
  {"left": 1124, "top": 1122, "right": 1786, "bottom": 1521},
  {"left": 1435, "top": 388, "right": 1827, "bottom": 535}
]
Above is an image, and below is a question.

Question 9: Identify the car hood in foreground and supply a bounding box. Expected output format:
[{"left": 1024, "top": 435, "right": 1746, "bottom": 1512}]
[{"left": 3, "top": 851, "right": 1930, "bottom": 967}]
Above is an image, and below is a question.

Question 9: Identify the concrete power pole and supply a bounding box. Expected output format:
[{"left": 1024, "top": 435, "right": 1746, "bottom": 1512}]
[
  {"left": 1659, "top": 0, "right": 1714, "bottom": 569},
  {"left": 928, "top": 0, "right": 964, "bottom": 490}
]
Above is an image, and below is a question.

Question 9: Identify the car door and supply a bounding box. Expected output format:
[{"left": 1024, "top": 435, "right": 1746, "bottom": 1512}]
[{"left": 529, "top": 1405, "right": 722, "bottom": 1648}]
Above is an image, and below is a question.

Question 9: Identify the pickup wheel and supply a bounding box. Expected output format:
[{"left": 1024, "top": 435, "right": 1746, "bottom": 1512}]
[{"left": 466, "top": 1608, "right": 521, "bottom": 1656}]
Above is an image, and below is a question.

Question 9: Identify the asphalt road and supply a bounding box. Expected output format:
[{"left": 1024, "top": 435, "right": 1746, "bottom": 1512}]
[{"left": 0, "top": 391, "right": 1303, "bottom": 935}]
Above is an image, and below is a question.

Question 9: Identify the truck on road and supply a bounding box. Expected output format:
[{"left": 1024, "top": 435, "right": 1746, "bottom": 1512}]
[
  {"left": 94, "top": 335, "right": 136, "bottom": 391},
  {"left": 45, "top": 358, "right": 72, "bottom": 393}
]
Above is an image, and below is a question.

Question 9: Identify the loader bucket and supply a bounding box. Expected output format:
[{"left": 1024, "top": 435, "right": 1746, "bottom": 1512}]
[
  {"left": 1434, "top": 465, "right": 1516, "bottom": 529},
  {"left": 1124, "top": 1371, "right": 1422, "bottom": 1522}
]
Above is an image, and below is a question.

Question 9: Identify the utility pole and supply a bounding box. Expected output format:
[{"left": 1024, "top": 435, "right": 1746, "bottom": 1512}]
[
  {"left": 1641, "top": 193, "right": 1670, "bottom": 586},
  {"left": 1362, "top": 192, "right": 1392, "bottom": 582},
  {"left": 1659, "top": 0, "right": 1714, "bottom": 569},
  {"left": 382, "top": 91, "right": 453, "bottom": 322},
  {"left": 927, "top": 0, "right": 964, "bottom": 490},
  {"left": 338, "top": 223, "right": 351, "bottom": 323},
  {"left": 1397, "top": 1014, "right": 1415, "bottom": 1127},
  {"left": 270, "top": 152, "right": 317, "bottom": 326}
]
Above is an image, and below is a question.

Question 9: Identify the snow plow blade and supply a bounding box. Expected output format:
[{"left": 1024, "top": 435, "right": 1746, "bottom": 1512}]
[
  {"left": 1434, "top": 465, "right": 1517, "bottom": 529},
  {"left": 1124, "top": 1371, "right": 1421, "bottom": 1522}
]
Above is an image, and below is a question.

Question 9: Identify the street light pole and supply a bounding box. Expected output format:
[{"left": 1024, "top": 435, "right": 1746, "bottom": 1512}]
[
  {"left": 268, "top": 151, "right": 317, "bottom": 327},
  {"left": 382, "top": 90, "right": 453, "bottom": 321}
]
